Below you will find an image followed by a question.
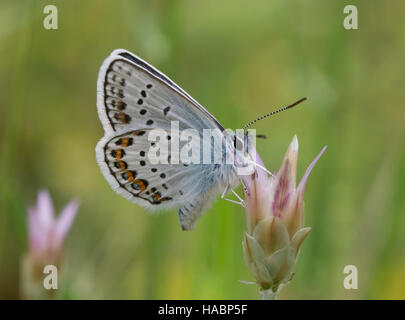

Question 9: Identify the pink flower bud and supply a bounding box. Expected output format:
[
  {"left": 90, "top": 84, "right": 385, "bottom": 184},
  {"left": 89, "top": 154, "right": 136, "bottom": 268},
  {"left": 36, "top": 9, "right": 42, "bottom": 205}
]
[
  {"left": 27, "top": 189, "right": 79, "bottom": 270},
  {"left": 241, "top": 136, "right": 326, "bottom": 297}
]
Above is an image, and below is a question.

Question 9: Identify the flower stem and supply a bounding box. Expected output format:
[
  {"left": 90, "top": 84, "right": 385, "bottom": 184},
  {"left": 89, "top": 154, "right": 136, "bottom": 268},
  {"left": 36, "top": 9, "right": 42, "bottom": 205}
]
[{"left": 259, "top": 288, "right": 277, "bottom": 300}]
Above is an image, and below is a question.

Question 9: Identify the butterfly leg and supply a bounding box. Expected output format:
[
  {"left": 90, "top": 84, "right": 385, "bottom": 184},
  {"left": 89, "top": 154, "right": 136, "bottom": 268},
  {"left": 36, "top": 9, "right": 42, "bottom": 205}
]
[
  {"left": 221, "top": 184, "right": 245, "bottom": 207},
  {"left": 231, "top": 188, "right": 245, "bottom": 205},
  {"left": 239, "top": 177, "right": 249, "bottom": 196}
]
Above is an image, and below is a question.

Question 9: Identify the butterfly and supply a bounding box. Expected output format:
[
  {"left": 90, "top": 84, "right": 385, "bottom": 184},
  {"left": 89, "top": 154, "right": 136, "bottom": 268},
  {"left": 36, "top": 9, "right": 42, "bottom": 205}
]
[{"left": 96, "top": 49, "right": 259, "bottom": 230}]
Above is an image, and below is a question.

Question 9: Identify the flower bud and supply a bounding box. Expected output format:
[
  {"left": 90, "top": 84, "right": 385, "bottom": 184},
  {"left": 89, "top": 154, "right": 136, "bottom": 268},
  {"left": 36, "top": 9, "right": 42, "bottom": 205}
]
[
  {"left": 241, "top": 136, "right": 326, "bottom": 298},
  {"left": 21, "top": 189, "right": 79, "bottom": 299}
]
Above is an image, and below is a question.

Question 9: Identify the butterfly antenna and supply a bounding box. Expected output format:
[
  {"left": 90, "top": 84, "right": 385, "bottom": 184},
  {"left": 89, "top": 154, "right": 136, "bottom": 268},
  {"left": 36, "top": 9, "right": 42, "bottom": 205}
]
[{"left": 242, "top": 97, "right": 307, "bottom": 130}]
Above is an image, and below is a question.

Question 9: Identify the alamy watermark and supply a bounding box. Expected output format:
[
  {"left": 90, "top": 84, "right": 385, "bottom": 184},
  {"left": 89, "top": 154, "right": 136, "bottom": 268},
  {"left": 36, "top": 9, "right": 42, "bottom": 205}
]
[
  {"left": 140, "top": 121, "right": 257, "bottom": 176},
  {"left": 43, "top": 5, "right": 58, "bottom": 30},
  {"left": 343, "top": 5, "right": 358, "bottom": 30},
  {"left": 43, "top": 265, "right": 58, "bottom": 290},
  {"left": 343, "top": 265, "right": 358, "bottom": 290}
]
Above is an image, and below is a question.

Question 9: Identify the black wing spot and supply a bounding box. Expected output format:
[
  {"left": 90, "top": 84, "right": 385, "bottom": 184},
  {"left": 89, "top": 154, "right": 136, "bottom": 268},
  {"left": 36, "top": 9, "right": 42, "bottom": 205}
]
[
  {"left": 140, "top": 109, "right": 147, "bottom": 115},
  {"left": 134, "top": 130, "right": 146, "bottom": 136},
  {"left": 123, "top": 114, "right": 131, "bottom": 123},
  {"left": 140, "top": 160, "right": 146, "bottom": 166},
  {"left": 117, "top": 101, "right": 126, "bottom": 110},
  {"left": 151, "top": 168, "right": 157, "bottom": 173},
  {"left": 137, "top": 99, "right": 143, "bottom": 105},
  {"left": 114, "top": 112, "right": 131, "bottom": 124},
  {"left": 140, "top": 151, "right": 145, "bottom": 157},
  {"left": 163, "top": 106, "right": 170, "bottom": 116},
  {"left": 146, "top": 84, "right": 153, "bottom": 89},
  {"left": 146, "top": 119, "right": 154, "bottom": 126},
  {"left": 160, "top": 173, "right": 166, "bottom": 179},
  {"left": 141, "top": 90, "right": 147, "bottom": 98}
]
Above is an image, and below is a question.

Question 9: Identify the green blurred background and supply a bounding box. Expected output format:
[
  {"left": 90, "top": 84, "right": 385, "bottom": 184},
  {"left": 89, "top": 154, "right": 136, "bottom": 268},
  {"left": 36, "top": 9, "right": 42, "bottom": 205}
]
[{"left": 1, "top": 0, "right": 404, "bottom": 299}]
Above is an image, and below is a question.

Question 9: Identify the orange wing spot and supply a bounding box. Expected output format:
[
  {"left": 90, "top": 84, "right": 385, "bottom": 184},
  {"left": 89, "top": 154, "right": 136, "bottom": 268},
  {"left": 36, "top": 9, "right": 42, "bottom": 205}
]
[
  {"left": 116, "top": 112, "right": 131, "bottom": 124},
  {"left": 115, "top": 137, "right": 133, "bottom": 147},
  {"left": 114, "top": 160, "right": 128, "bottom": 170},
  {"left": 113, "top": 149, "right": 124, "bottom": 159},
  {"left": 111, "top": 149, "right": 126, "bottom": 159},
  {"left": 122, "top": 170, "right": 136, "bottom": 182},
  {"left": 126, "top": 170, "right": 135, "bottom": 182},
  {"left": 121, "top": 137, "right": 133, "bottom": 147},
  {"left": 153, "top": 191, "right": 162, "bottom": 201},
  {"left": 134, "top": 179, "right": 147, "bottom": 192}
]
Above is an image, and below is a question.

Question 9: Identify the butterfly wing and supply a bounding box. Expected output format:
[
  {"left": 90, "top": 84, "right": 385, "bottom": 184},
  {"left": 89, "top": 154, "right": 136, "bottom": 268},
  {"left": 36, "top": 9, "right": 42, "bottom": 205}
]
[
  {"left": 96, "top": 129, "right": 216, "bottom": 207},
  {"left": 97, "top": 49, "right": 224, "bottom": 135},
  {"left": 96, "top": 49, "right": 237, "bottom": 230}
]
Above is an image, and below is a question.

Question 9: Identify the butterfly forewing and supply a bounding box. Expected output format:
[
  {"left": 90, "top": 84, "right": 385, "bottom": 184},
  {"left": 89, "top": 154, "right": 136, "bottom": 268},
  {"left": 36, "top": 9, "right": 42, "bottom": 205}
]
[{"left": 97, "top": 53, "right": 222, "bottom": 134}]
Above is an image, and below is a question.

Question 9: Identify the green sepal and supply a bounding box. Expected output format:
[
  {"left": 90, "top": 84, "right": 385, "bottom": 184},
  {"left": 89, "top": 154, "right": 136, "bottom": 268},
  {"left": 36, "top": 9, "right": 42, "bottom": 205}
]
[
  {"left": 291, "top": 227, "right": 311, "bottom": 257},
  {"left": 266, "top": 246, "right": 296, "bottom": 286},
  {"left": 242, "top": 233, "right": 273, "bottom": 289},
  {"left": 252, "top": 216, "right": 290, "bottom": 256}
]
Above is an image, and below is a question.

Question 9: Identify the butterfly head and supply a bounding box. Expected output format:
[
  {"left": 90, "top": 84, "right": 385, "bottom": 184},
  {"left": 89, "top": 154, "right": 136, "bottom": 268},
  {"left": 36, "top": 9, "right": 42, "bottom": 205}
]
[
  {"left": 227, "top": 130, "right": 258, "bottom": 176},
  {"left": 232, "top": 130, "right": 254, "bottom": 154}
]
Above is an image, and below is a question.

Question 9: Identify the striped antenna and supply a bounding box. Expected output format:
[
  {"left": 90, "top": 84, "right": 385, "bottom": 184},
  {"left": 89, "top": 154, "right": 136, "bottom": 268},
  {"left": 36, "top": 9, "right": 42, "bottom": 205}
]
[{"left": 242, "top": 97, "right": 307, "bottom": 130}]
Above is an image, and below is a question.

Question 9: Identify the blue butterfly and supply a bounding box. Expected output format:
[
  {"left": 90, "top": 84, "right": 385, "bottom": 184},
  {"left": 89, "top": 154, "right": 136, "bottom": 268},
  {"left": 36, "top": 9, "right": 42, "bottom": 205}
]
[{"left": 96, "top": 49, "right": 300, "bottom": 230}]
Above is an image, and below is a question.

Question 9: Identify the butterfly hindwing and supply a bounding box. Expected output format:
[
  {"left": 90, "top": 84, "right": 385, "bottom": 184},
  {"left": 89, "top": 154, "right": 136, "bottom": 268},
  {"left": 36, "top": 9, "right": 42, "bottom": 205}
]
[{"left": 96, "top": 128, "right": 226, "bottom": 215}]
